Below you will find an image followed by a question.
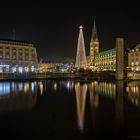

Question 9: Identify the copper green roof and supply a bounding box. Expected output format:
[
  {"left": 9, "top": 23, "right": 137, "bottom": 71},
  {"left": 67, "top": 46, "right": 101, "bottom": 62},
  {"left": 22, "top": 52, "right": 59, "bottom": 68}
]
[{"left": 95, "top": 48, "right": 116, "bottom": 58}]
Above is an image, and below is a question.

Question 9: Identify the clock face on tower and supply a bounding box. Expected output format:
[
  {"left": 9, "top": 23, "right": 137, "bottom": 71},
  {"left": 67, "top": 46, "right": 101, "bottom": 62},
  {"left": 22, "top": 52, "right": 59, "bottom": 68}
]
[{"left": 95, "top": 44, "right": 99, "bottom": 53}]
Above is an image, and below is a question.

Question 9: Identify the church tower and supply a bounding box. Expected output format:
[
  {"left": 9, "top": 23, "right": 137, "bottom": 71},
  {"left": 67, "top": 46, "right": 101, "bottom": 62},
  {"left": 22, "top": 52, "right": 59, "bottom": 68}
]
[{"left": 90, "top": 18, "right": 99, "bottom": 66}]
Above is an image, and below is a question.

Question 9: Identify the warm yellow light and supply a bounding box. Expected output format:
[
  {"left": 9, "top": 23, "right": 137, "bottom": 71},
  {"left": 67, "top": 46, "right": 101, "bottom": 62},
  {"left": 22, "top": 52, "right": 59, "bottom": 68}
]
[
  {"left": 54, "top": 83, "right": 57, "bottom": 91},
  {"left": 79, "top": 25, "right": 83, "bottom": 29}
]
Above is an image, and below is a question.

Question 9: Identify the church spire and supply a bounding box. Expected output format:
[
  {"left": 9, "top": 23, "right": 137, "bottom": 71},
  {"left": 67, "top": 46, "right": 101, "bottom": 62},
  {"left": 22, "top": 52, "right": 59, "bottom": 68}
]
[
  {"left": 91, "top": 17, "right": 98, "bottom": 42},
  {"left": 90, "top": 17, "right": 100, "bottom": 67}
]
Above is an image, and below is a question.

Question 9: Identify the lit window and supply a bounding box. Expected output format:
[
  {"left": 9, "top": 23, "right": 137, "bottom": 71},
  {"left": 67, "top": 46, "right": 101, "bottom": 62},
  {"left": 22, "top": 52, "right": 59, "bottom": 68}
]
[
  {"left": 131, "top": 62, "right": 134, "bottom": 66},
  {"left": 31, "top": 66, "right": 35, "bottom": 72},
  {"left": 136, "top": 62, "right": 139, "bottom": 66}
]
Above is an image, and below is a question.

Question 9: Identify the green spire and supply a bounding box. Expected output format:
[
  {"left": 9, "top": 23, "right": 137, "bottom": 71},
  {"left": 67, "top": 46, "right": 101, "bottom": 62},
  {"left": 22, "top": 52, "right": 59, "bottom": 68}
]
[{"left": 91, "top": 17, "right": 99, "bottom": 42}]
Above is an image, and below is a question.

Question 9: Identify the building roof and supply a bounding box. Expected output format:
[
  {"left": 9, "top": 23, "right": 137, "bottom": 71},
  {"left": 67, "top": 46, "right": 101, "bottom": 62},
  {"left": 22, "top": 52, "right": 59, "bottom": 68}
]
[
  {"left": 95, "top": 48, "right": 116, "bottom": 57},
  {"left": 129, "top": 42, "right": 140, "bottom": 50},
  {"left": 0, "top": 39, "right": 34, "bottom": 47}
]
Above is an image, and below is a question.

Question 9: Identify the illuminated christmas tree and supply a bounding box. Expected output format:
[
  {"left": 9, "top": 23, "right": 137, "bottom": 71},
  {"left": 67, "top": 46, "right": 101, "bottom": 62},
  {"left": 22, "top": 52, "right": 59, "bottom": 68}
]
[{"left": 75, "top": 26, "right": 87, "bottom": 68}]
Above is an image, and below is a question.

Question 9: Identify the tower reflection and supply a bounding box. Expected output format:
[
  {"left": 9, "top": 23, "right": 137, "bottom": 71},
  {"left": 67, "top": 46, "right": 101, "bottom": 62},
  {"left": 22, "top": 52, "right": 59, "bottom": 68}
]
[
  {"left": 115, "top": 81, "right": 124, "bottom": 122},
  {"left": 126, "top": 81, "right": 140, "bottom": 107},
  {"left": 90, "top": 82, "right": 99, "bottom": 109},
  {"left": 75, "top": 82, "right": 87, "bottom": 132},
  {"left": 89, "top": 82, "right": 99, "bottom": 126}
]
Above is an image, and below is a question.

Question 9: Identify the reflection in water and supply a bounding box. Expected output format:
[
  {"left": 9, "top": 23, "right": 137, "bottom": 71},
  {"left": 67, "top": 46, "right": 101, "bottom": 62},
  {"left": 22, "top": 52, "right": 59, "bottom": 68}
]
[
  {"left": 75, "top": 82, "right": 87, "bottom": 132},
  {"left": 38, "top": 81, "right": 44, "bottom": 95},
  {"left": 89, "top": 82, "right": 99, "bottom": 127},
  {"left": 18, "top": 82, "right": 23, "bottom": 92},
  {"left": 31, "top": 82, "right": 36, "bottom": 92},
  {"left": 53, "top": 82, "right": 57, "bottom": 91},
  {"left": 62, "top": 80, "right": 140, "bottom": 132},
  {"left": 66, "top": 81, "right": 74, "bottom": 90},
  {"left": 66, "top": 81, "right": 74, "bottom": 91},
  {"left": 24, "top": 82, "right": 29, "bottom": 93},
  {"left": 0, "top": 81, "right": 37, "bottom": 113},
  {"left": 74, "top": 81, "right": 118, "bottom": 132},
  {"left": 61, "top": 81, "right": 74, "bottom": 91},
  {"left": 95, "top": 82, "right": 116, "bottom": 99},
  {"left": 126, "top": 81, "right": 140, "bottom": 107},
  {"left": 0, "top": 79, "right": 139, "bottom": 140},
  {"left": 115, "top": 81, "right": 124, "bottom": 122},
  {"left": 0, "top": 83, "right": 10, "bottom": 96},
  {"left": 90, "top": 82, "right": 99, "bottom": 109}
]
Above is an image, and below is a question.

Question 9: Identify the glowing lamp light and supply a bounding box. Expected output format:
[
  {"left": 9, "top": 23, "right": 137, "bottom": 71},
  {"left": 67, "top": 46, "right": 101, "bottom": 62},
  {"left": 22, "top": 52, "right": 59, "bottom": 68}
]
[
  {"left": 31, "top": 65, "right": 35, "bottom": 72},
  {"left": 79, "top": 25, "right": 83, "bottom": 29}
]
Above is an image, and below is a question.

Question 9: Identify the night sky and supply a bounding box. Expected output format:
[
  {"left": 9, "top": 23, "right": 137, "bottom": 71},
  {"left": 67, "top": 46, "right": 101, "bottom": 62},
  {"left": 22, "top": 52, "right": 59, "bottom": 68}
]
[{"left": 0, "top": 1, "right": 140, "bottom": 61}]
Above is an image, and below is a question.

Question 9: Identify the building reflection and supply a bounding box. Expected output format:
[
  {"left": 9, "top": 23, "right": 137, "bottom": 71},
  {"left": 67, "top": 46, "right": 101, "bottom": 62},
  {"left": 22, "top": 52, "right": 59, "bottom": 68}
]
[
  {"left": 65, "top": 81, "right": 74, "bottom": 91},
  {"left": 0, "top": 82, "right": 11, "bottom": 96},
  {"left": 0, "top": 81, "right": 37, "bottom": 113},
  {"left": 89, "top": 82, "right": 99, "bottom": 126},
  {"left": 126, "top": 81, "right": 140, "bottom": 107},
  {"left": 74, "top": 80, "right": 140, "bottom": 132},
  {"left": 60, "top": 81, "right": 74, "bottom": 91},
  {"left": 75, "top": 82, "right": 87, "bottom": 132},
  {"left": 89, "top": 80, "right": 140, "bottom": 109},
  {"left": 94, "top": 82, "right": 116, "bottom": 99},
  {"left": 90, "top": 82, "right": 99, "bottom": 109},
  {"left": 38, "top": 81, "right": 44, "bottom": 95},
  {"left": 75, "top": 81, "right": 117, "bottom": 131}
]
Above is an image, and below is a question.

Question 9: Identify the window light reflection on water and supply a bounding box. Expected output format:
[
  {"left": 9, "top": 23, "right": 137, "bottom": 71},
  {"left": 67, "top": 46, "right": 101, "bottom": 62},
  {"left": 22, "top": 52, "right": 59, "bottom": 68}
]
[
  {"left": 0, "top": 80, "right": 139, "bottom": 106},
  {"left": 0, "top": 81, "right": 37, "bottom": 96}
]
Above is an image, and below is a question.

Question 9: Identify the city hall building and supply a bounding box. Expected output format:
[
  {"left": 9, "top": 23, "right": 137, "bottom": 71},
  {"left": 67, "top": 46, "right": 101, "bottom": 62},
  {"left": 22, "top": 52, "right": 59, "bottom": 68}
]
[
  {"left": 0, "top": 39, "right": 38, "bottom": 73},
  {"left": 89, "top": 19, "right": 140, "bottom": 80},
  {"left": 94, "top": 48, "right": 116, "bottom": 71},
  {"left": 90, "top": 19, "right": 116, "bottom": 71}
]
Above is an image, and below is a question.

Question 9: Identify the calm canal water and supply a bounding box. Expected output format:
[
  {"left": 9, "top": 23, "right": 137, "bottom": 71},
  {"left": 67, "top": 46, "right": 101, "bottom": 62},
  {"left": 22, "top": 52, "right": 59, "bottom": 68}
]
[{"left": 0, "top": 79, "right": 140, "bottom": 139}]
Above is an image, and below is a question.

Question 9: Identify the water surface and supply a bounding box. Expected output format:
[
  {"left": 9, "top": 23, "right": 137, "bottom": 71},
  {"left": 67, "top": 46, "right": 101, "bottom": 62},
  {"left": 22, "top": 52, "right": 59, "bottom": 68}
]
[{"left": 0, "top": 80, "right": 140, "bottom": 139}]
